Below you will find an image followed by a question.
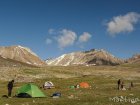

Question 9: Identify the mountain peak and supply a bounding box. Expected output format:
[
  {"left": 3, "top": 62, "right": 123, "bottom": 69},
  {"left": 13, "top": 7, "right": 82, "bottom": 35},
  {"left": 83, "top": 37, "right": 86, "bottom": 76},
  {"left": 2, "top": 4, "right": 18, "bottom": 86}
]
[
  {"left": 15, "top": 45, "right": 38, "bottom": 57},
  {"left": 46, "top": 49, "right": 124, "bottom": 66},
  {"left": 0, "top": 45, "right": 45, "bottom": 66},
  {"left": 4, "top": 45, "right": 39, "bottom": 57}
]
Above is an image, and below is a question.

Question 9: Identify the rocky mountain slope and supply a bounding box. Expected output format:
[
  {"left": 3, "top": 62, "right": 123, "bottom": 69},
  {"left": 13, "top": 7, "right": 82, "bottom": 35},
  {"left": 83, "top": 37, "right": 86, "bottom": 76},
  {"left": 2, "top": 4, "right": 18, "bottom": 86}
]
[
  {"left": 0, "top": 55, "right": 38, "bottom": 67},
  {"left": 127, "top": 54, "right": 140, "bottom": 64},
  {"left": 0, "top": 45, "right": 45, "bottom": 66},
  {"left": 46, "top": 49, "right": 124, "bottom": 66}
]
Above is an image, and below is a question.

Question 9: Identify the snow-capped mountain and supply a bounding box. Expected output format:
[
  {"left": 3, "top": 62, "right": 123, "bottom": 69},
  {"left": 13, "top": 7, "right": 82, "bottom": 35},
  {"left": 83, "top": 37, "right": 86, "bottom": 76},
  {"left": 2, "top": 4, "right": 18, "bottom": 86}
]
[
  {"left": 0, "top": 45, "right": 45, "bottom": 66},
  {"left": 46, "top": 49, "right": 124, "bottom": 66}
]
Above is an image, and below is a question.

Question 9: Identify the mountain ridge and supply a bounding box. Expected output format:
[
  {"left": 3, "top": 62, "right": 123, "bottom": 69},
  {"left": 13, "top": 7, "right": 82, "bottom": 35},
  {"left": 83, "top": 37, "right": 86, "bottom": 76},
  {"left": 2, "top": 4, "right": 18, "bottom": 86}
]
[
  {"left": 0, "top": 45, "right": 139, "bottom": 66},
  {"left": 46, "top": 49, "right": 124, "bottom": 66},
  {"left": 0, "top": 45, "right": 46, "bottom": 66},
  {"left": 127, "top": 54, "right": 140, "bottom": 64}
]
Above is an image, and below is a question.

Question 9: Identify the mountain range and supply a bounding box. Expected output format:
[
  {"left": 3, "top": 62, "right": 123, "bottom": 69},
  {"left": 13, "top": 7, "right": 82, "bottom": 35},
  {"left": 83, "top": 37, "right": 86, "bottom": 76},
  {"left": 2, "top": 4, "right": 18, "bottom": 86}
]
[
  {"left": 0, "top": 45, "right": 139, "bottom": 67},
  {"left": 45, "top": 49, "right": 124, "bottom": 66}
]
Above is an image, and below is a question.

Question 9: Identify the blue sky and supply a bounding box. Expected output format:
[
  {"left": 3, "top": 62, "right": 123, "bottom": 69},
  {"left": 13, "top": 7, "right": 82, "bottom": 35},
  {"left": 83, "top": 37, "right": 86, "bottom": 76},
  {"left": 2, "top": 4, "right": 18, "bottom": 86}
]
[{"left": 0, "top": 0, "right": 140, "bottom": 59}]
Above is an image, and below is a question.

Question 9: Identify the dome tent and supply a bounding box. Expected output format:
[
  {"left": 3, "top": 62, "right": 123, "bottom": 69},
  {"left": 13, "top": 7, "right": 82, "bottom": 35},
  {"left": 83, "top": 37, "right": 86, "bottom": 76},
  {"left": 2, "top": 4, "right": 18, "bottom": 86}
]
[
  {"left": 43, "top": 81, "right": 54, "bottom": 89},
  {"left": 79, "top": 82, "right": 90, "bottom": 88},
  {"left": 16, "top": 84, "right": 46, "bottom": 98}
]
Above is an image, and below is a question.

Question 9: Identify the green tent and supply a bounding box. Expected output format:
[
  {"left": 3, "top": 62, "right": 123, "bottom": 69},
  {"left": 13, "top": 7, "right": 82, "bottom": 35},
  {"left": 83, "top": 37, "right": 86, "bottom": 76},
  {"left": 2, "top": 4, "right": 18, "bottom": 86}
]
[
  {"left": 16, "top": 84, "right": 46, "bottom": 98},
  {"left": 69, "top": 85, "right": 75, "bottom": 89}
]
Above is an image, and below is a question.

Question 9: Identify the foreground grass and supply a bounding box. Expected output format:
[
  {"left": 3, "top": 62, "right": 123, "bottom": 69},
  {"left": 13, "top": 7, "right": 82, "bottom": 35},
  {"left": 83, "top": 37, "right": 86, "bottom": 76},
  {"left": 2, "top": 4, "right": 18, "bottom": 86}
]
[
  {"left": 0, "top": 75, "right": 140, "bottom": 105},
  {"left": 0, "top": 64, "right": 140, "bottom": 105}
]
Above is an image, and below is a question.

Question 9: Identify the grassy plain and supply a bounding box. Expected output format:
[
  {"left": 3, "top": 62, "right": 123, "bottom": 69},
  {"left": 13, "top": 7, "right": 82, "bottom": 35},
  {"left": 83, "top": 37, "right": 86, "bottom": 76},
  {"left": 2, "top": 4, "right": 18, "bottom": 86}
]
[{"left": 0, "top": 64, "right": 140, "bottom": 105}]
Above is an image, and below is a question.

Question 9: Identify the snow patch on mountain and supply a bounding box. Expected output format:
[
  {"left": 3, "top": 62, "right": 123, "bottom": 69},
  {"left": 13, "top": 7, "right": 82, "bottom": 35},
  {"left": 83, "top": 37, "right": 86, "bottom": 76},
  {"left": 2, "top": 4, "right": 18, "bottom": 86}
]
[
  {"left": 46, "top": 49, "right": 124, "bottom": 66},
  {"left": 17, "top": 45, "right": 38, "bottom": 57},
  {"left": 26, "top": 62, "right": 32, "bottom": 64},
  {"left": 64, "top": 53, "right": 75, "bottom": 66}
]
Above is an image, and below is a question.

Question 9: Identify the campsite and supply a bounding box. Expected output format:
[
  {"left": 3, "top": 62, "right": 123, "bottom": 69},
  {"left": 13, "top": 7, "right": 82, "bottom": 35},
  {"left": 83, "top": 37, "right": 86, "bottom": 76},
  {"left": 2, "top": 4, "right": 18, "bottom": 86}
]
[
  {"left": 0, "top": 65, "right": 140, "bottom": 105},
  {"left": 0, "top": 0, "right": 140, "bottom": 105}
]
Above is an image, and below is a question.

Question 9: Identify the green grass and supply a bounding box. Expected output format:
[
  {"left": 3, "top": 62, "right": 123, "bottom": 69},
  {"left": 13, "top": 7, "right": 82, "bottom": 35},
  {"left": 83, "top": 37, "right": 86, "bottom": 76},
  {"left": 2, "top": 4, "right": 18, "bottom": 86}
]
[
  {"left": 0, "top": 76, "right": 140, "bottom": 105},
  {"left": 0, "top": 65, "right": 140, "bottom": 105}
]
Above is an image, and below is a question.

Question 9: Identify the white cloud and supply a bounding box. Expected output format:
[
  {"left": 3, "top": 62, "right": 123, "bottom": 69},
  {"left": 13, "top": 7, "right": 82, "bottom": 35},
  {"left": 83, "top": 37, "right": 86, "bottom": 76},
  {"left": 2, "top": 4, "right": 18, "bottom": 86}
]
[
  {"left": 46, "top": 38, "right": 52, "bottom": 44},
  {"left": 107, "top": 12, "right": 140, "bottom": 36},
  {"left": 47, "top": 29, "right": 92, "bottom": 49},
  {"left": 57, "top": 29, "right": 77, "bottom": 49},
  {"left": 79, "top": 32, "right": 91, "bottom": 42}
]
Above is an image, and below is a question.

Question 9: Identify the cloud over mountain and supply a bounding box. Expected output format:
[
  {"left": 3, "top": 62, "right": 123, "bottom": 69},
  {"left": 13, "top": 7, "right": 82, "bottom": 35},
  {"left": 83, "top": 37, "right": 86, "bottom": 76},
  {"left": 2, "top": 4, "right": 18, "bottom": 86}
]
[
  {"left": 46, "top": 29, "right": 92, "bottom": 49},
  {"left": 107, "top": 12, "right": 140, "bottom": 36},
  {"left": 79, "top": 32, "right": 91, "bottom": 43},
  {"left": 57, "top": 29, "right": 77, "bottom": 49}
]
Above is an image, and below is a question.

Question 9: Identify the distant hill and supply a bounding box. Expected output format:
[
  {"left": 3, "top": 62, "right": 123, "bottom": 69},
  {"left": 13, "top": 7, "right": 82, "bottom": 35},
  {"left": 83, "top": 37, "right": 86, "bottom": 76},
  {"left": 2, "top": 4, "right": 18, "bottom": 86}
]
[
  {"left": 46, "top": 49, "right": 124, "bottom": 66},
  {"left": 0, "top": 45, "right": 46, "bottom": 66},
  {"left": 127, "top": 54, "right": 140, "bottom": 64}
]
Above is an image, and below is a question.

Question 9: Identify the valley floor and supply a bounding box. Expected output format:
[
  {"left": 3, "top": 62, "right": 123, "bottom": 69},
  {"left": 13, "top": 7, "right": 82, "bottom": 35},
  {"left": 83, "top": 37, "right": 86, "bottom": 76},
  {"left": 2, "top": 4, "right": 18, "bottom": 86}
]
[{"left": 0, "top": 64, "right": 140, "bottom": 105}]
